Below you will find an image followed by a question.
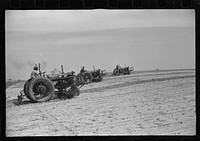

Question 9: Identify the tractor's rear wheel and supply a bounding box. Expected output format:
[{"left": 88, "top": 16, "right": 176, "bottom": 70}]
[
  {"left": 83, "top": 72, "right": 92, "bottom": 84},
  {"left": 75, "top": 73, "right": 85, "bottom": 85},
  {"left": 23, "top": 78, "right": 32, "bottom": 100},
  {"left": 113, "top": 69, "right": 120, "bottom": 76},
  {"left": 75, "top": 72, "right": 93, "bottom": 85},
  {"left": 26, "top": 77, "right": 55, "bottom": 102}
]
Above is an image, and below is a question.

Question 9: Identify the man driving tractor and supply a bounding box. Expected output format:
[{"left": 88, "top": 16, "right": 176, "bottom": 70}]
[
  {"left": 80, "top": 66, "right": 85, "bottom": 73},
  {"left": 30, "top": 64, "right": 39, "bottom": 78}
]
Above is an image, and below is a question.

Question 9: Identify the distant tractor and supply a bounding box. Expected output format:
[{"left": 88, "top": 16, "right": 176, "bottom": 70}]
[
  {"left": 113, "top": 65, "right": 134, "bottom": 76},
  {"left": 76, "top": 71, "right": 93, "bottom": 85},
  {"left": 90, "top": 67, "right": 104, "bottom": 82},
  {"left": 75, "top": 66, "right": 104, "bottom": 84}
]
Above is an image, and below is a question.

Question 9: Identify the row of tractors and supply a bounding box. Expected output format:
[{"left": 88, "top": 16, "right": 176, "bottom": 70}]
[{"left": 17, "top": 64, "right": 133, "bottom": 105}]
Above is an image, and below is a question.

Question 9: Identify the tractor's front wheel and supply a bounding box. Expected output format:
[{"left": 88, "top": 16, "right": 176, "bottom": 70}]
[{"left": 26, "top": 77, "right": 55, "bottom": 102}]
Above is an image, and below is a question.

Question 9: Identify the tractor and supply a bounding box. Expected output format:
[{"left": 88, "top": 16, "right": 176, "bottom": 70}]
[
  {"left": 75, "top": 66, "right": 104, "bottom": 84},
  {"left": 90, "top": 66, "right": 104, "bottom": 82},
  {"left": 113, "top": 65, "right": 134, "bottom": 76},
  {"left": 17, "top": 64, "right": 86, "bottom": 105}
]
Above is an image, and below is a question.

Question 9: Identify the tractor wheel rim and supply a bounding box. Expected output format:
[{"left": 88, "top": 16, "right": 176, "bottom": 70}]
[
  {"left": 33, "top": 82, "right": 51, "bottom": 98},
  {"left": 37, "top": 85, "right": 47, "bottom": 94}
]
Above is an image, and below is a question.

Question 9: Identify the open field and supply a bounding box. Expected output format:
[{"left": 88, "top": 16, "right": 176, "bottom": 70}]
[{"left": 6, "top": 69, "right": 196, "bottom": 136}]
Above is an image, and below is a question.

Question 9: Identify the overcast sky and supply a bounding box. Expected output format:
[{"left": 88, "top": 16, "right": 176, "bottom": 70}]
[{"left": 5, "top": 10, "right": 195, "bottom": 80}]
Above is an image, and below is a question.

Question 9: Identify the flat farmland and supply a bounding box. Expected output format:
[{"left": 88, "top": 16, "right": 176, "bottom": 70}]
[{"left": 6, "top": 69, "right": 196, "bottom": 136}]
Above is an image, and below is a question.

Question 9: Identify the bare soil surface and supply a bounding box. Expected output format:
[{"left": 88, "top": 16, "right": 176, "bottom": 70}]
[{"left": 6, "top": 69, "right": 196, "bottom": 136}]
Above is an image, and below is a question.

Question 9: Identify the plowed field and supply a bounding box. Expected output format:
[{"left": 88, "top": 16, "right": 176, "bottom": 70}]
[{"left": 6, "top": 69, "right": 196, "bottom": 136}]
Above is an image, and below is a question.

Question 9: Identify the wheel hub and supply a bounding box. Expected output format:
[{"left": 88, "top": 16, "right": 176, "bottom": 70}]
[{"left": 36, "top": 85, "right": 47, "bottom": 94}]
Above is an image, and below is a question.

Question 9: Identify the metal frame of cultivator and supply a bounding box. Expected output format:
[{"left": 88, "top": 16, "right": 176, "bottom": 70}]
[
  {"left": 113, "top": 65, "right": 134, "bottom": 76},
  {"left": 17, "top": 64, "right": 86, "bottom": 105}
]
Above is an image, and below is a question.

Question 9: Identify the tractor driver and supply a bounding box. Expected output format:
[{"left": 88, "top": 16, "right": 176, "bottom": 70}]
[
  {"left": 71, "top": 70, "right": 75, "bottom": 75},
  {"left": 30, "top": 65, "right": 39, "bottom": 78},
  {"left": 80, "top": 66, "right": 85, "bottom": 73}
]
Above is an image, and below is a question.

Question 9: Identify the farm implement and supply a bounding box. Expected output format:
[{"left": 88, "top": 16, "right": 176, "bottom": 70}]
[
  {"left": 17, "top": 64, "right": 89, "bottom": 105},
  {"left": 113, "top": 65, "right": 134, "bottom": 76},
  {"left": 76, "top": 66, "right": 105, "bottom": 84}
]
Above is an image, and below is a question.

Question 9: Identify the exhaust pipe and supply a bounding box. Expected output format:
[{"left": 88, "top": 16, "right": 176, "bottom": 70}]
[
  {"left": 38, "top": 63, "right": 42, "bottom": 76},
  {"left": 61, "top": 65, "right": 64, "bottom": 77},
  {"left": 61, "top": 65, "right": 64, "bottom": 74}
]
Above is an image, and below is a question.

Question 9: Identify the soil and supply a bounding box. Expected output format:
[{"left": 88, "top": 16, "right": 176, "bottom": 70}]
[{"left": 6, "top": 69, "right": 196, "bottom": 136}]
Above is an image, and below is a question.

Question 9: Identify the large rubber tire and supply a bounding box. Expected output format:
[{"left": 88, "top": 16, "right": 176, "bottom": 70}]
[
  {"left": 113, "top": 69, "right": 120, "bottom": 76},
  {"left": 26, "top": 77, "right": 55, "bottom": 102},
  {"left": 82, "top": 72, "right": 93, "bottom": 84},
  {"left": 71, "top": 85, "right": 80, "bottom": 96},
  {"left": 24, "top": 78, "right": 33, "bottom": 100},
  {"left": 75, "top": 73, "right": 85, "bottom": 85}
]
